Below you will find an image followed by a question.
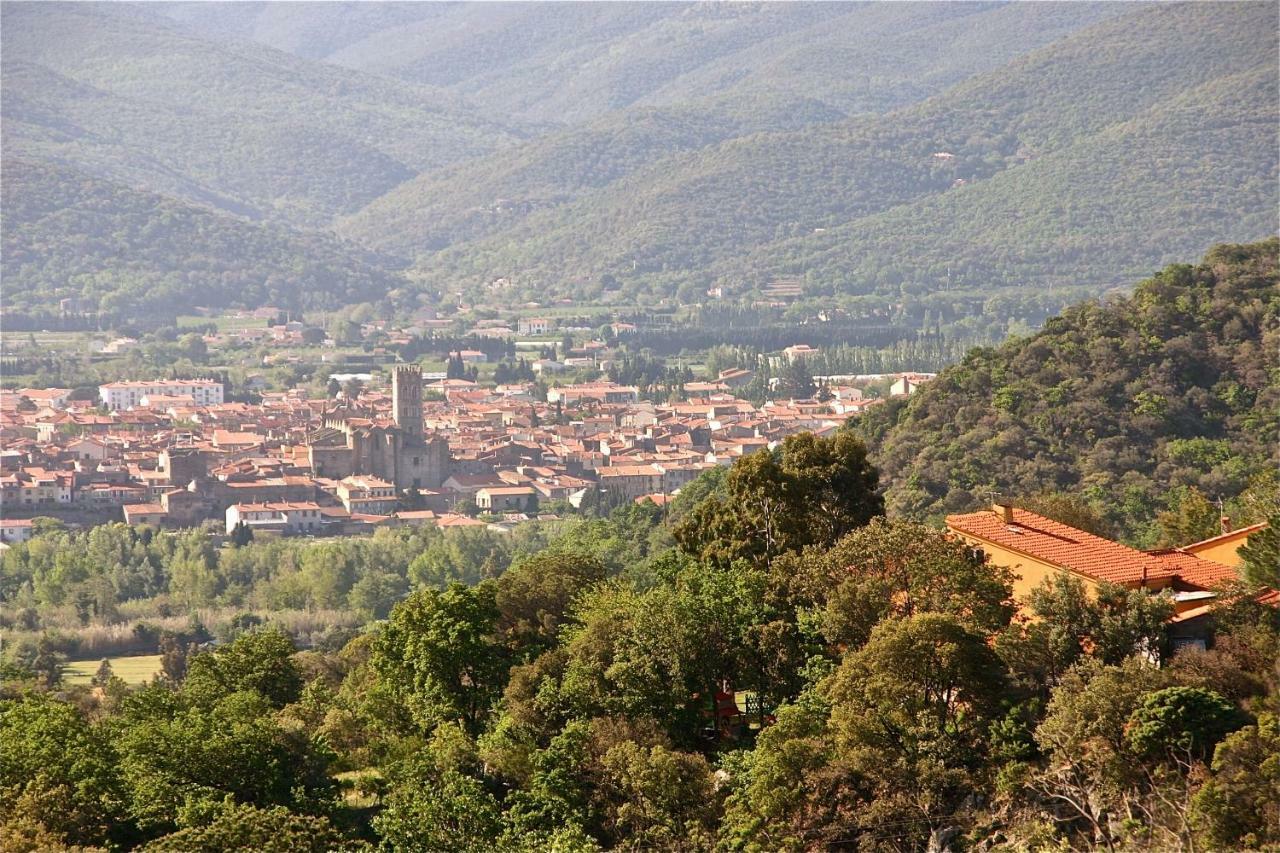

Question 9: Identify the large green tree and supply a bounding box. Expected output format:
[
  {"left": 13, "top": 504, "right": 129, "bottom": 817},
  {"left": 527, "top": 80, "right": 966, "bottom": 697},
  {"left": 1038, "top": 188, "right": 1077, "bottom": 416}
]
[
  {"left": 373, "top": 582, "right": 509, "bottom": 733},
  {"left": 824, "top": 613, "right": 1008, "bottom": 848},
  {"left": 182, "top": 627, "right": 303, "bottom": 708},
  {"left": 675, "top": 431, "right": 882, "bottom": 566},
  {"left": 0, "top": 695, "right": 129, "bottom": 849}
]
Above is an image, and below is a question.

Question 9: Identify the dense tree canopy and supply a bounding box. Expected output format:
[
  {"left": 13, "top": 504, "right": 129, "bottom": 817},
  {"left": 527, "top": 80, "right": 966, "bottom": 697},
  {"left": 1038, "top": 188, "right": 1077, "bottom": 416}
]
[{"left": 859, "top": 240, "right": 1280, "bottom": 543}]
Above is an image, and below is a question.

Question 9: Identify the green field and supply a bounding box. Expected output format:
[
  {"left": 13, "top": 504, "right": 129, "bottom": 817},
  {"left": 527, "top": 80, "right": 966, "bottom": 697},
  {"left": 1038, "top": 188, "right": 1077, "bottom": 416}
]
[
  {"left": 63, "top": 654, "right": 163, "bottom": 686},
  {"left": 176, "top": 312, "right": 268, "bottom": 331}
]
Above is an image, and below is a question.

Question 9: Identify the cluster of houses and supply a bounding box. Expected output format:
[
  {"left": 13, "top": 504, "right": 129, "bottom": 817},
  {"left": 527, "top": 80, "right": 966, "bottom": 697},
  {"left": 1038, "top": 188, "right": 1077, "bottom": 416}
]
[{"left": 0, "top": 364, "right": 934, "bottom": 542}]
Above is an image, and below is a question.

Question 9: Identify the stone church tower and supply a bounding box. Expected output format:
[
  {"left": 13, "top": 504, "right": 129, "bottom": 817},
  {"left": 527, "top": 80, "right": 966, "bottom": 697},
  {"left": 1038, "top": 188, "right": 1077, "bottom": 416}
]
[
  {"left": 307, "top": 365, "right": 449, "bottom": 493},
  {"left": 392, "top": 365, "right": 423, "bottom": 441},
  {"left": 392, "top": 364, "right": 449, "bottom": 491}
]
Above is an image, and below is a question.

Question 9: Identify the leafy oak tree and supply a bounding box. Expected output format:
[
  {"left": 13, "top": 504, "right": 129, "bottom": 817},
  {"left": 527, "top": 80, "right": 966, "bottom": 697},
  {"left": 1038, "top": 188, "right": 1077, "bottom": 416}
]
[
  {"left": 675, "top": 432, "right": 882, "bottom": 567},
  {"left": 372, "top": 582, "right": 509, "bottom": 734}
]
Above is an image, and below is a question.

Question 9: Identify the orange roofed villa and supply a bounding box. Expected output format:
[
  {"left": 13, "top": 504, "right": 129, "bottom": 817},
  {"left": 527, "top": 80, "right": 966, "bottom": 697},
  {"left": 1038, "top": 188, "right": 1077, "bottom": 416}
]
[{"left": 946, "top": 503, "right": 1271, "bottom": 649}]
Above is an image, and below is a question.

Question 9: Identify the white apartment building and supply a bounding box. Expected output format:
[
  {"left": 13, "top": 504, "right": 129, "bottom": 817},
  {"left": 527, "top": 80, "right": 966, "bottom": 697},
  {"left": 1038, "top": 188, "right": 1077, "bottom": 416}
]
[
  {"left": 545, "top": 382, "right": 640, "bottom": 405},
  {"left": 226, "top": 502, "right": 325, "bottom": 535},
  {"left": 99, "top": 380, "right": 224, "bottom": 411},
  {"left": 337, "top": 476, "right": 398, "bottom": 515}
]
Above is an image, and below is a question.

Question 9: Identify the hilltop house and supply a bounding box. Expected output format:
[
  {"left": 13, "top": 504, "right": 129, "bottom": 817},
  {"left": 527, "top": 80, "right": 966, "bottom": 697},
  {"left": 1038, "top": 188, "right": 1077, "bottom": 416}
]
[{"left": 946, "top": 504, "right": 1245, "bottom": 623}]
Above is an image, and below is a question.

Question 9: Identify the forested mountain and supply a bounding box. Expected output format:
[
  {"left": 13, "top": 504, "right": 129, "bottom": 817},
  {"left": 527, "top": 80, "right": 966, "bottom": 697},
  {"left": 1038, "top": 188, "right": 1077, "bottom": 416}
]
[
  {"left": 337, "top": 96, "right": 848, "bottom": 255},
  {"left": 160, "top": 2, "right": 1125, "bottom": 126},
  {"left": 336, "top": 1, "right": 1145, "bottom": 258},
  {"left": 857, "top": 240, "right": 1280, "bottom": 541},
  {"left": 365, "top": 3, "right": 1276, "bottom": 306},
  {"left": 1, "top": 2, "right": 516, "bottom": 226},
  {"left": 723, "top": 67, "right": 1278, "bottom": 300},
  {"left": 1, "top": 159, "right": 401, "bottom": 316},
  {"left": 2, "top": 1, "right": 1275, "bottom": 322}
]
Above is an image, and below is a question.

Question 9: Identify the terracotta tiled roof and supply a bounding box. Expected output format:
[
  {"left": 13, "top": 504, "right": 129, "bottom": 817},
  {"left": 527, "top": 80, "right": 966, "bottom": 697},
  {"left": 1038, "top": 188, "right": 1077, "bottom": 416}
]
[
  {"left": 945, "top": 507, "right": 1232, "bottom": 588},
  {"left": 1143, "top": 549, "right": 1237, "bottom": 589}
]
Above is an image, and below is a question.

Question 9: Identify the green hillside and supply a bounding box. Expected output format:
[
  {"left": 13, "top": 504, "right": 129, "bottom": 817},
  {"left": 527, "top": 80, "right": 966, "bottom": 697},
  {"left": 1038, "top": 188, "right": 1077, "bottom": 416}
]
[
  {"left": 337, "top": 2, "right": 1131, "bottom": 256},
  {"left": 856, "top": 239, "right": 1280, "bottom": 540},
  {"left": 0, "top": 159, "right": 403, "bottom": 317},
  {"left": 295, "top": 3, "right": 1121, "bottom": 125},
  {"left": 338, "top": 95, "right": 848, "bottom": 254},
  {"left": 1, "top": 2, "right": 517, "bottom": 225},
  {"left": 723, "top": 66, "right": 1279, "bottom": 298},
  {"left": 374, "top": 3, "right": 1276, "bottom": 307}
]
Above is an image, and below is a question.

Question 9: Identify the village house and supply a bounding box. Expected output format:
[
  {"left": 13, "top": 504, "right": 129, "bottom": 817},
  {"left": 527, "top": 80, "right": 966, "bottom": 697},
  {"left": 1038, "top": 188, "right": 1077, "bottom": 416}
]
[
  {"left": 783, "top": 344, "right": 819, "bottom": 363},
  {"left": 0, "top": 518, "right": 34, "bottom": 543},
  {"left": 123, "top": 503, "right": 168, "bottom": 527},
  {"left": 16, "top": 388, "right": 72, "bottom": 410},
  {"left": 945, "top": 503, "right": 1260, "bottom": 648},
  {"left": 476, "top": 485, "right": 538, "bottom": 512},
  {"left": 226, "top": 501, "right": 327, "bottom": 536},
  {"left": 890, "top": 372, "right": 937, "bottom": 397},
  {"left": 597, "top": 464, "right": 666, "bottom": 500},
  {"left": 518, "top": 317, "right": 554, "bottom": 335},
  {"left": 337, "top": 475, "right": 399, "bottom": 515}
]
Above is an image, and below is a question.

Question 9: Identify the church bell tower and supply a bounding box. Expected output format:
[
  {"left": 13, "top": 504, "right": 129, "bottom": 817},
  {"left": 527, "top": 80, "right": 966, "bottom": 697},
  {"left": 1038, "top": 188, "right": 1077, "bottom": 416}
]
[{"left": 392, "top": 365, "right": 423, "bottom": 442}]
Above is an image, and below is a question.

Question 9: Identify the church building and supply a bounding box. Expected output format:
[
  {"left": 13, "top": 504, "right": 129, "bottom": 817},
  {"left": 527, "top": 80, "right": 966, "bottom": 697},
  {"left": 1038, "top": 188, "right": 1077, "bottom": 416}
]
[{"left": 304, "top": 365, "right": 450, "bottom": 492}]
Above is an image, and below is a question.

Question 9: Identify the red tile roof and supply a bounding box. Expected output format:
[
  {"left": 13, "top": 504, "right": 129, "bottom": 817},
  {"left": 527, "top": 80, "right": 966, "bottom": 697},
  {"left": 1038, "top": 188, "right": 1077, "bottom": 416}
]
[
  {"left": 946, "top": 507, "right": 1236, "bottom": 589},
  {"left": 1144, "top": 549, "right": 1238, "bottom": 589}
]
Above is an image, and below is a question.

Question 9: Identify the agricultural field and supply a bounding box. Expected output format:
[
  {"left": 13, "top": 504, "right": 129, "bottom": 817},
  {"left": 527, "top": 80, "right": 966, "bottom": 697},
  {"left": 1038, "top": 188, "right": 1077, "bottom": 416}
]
[{"left": 63, "top": 654, "right": 163, "bottom": 686}]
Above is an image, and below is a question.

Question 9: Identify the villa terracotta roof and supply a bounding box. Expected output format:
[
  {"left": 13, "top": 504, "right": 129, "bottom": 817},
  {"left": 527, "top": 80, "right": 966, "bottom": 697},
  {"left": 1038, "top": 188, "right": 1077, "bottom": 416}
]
[
  {"left": 1143, "top": 549, "right": 1237, "bottom": 589},
  {"left": 945, "top": 507, "right": 1235, "bottom": 588}
]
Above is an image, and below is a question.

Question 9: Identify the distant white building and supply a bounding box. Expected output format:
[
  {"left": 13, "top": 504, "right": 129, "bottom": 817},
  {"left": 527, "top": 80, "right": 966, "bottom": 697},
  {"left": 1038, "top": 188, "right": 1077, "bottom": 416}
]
[
  {"left": 100, "top": 380, "right": 223, "bottom": 410},
  {"left": 518, "top": 317, "right": 554, "bottom": 335},
  {"left": 890, "top": 373, "right": 937, "bottom": 397},
  {"left": 783, "top": 344, "right": 819, "bottom": 363},
  {"left": 225, "top": 501, "right": 324, "bottom": 535},
  {"left": 546, "top": 383, "right": 639, "bottom": 405}
]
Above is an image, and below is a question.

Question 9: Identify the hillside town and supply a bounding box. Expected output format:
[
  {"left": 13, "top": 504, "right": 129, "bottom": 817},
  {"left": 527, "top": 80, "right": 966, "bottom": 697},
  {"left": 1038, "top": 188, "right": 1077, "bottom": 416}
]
[{"left": 0, "top": 364, "right": 936, "bottom": 541}]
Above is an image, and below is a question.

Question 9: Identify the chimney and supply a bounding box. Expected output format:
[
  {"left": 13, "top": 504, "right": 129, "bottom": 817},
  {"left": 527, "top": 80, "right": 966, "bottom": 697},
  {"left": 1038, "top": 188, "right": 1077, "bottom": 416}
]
[
  {"left": 993, "top": 503, "right": 1014, "bottom": 524},
  {"left": 1220, "top": 515, "right": 1231, "bottom": 534}
]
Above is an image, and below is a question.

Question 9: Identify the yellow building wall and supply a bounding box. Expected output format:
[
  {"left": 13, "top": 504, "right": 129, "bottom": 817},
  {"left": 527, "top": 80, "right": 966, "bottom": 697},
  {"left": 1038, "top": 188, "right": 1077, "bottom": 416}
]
[
  {"left": 1184, "top": 533, "right": 1250, "bottom": 568},
  {"left": 949, "top": 533, "right": 1094, "bottom": 606},
  {"left": 950, "top": 527, "right": 1182, "bottom": 615}
]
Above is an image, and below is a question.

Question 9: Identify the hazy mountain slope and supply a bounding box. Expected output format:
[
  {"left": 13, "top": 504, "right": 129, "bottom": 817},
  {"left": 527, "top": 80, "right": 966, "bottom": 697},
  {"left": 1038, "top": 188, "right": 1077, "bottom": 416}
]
[
  {"left": 151, "top": 1, "right": 449, "bottom": 62},
  {"left": 337, "top": 2, "right": 1130, "bottom": 256},
  {"left": 322, "top": 3, "right": 849, "bottom": 125},
  {"left": 376, "top": 3, "right": 1275, "bottom": 302},
  {"left": 338, "top": 94, "right": 848, "bottom": 255},
  {"left": 163, "top": 3, "right": 1122, "bottom": 128},
  {"left": 0, "top": 159, "right": 402, "bottom": 318},
  {"left": 855, "top": 239, "right": 1280, "bottom": 538},
  {"left": 723, "top": 68, "right": 1279, "bottom": 299},
  {"left": 630, "top": 2, "right": 1129, "bottom": 117},
  {"left": 0, "top": 2, "right": 517, "bottom": 225}
]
